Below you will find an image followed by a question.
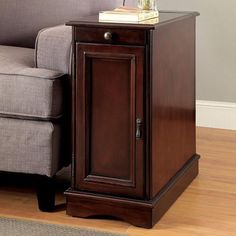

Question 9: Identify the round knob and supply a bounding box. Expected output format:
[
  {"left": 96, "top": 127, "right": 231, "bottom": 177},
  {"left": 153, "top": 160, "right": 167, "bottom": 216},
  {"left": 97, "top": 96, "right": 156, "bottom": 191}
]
[{"left": 104, "top": 32, "right": 112, "bottom": 40}]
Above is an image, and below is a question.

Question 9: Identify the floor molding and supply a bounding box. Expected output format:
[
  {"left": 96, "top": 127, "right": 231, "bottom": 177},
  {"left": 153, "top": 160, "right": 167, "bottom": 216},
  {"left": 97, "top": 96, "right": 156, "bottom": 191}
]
[{"left": 196, "top": 100, "right": 236, "bottom": 130}]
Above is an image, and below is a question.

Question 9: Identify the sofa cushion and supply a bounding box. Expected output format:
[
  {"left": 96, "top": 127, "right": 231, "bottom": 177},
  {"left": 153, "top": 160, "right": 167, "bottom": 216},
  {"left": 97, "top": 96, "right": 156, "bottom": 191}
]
[
  {"left": 0, "top": 46, "right": 65, "bottom": 119},
  {"left": 0, "top": 117, "right": 61, "bottom": 177}
]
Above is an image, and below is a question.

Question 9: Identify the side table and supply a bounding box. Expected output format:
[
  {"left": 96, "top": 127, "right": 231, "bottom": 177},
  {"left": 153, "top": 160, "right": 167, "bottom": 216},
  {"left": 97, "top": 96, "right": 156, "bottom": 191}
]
[{"left": 65, "top": 11, "right": 200, "bottom": 228}]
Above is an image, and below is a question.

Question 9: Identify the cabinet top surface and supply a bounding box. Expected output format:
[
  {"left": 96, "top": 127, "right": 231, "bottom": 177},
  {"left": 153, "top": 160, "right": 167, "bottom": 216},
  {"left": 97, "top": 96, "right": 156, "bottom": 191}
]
[{"left": 67, "top": 11, "right": 199, "bottom": 30}]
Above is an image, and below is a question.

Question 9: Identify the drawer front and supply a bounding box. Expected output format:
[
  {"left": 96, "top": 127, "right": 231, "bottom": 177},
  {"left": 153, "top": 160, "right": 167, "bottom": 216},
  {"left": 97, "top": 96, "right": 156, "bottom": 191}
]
[{"left": 75, "top": 27, "right": 146, "bottom": 45}]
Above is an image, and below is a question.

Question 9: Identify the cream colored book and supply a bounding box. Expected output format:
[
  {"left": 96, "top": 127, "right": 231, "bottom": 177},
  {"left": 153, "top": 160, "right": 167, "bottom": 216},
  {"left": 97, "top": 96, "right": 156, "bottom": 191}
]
[{"left": 99, "top": 7, "right": 159, "bottom": 23}]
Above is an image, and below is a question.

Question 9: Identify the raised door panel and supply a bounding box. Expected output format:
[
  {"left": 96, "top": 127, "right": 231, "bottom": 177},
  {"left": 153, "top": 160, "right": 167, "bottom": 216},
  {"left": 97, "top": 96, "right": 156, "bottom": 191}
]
[{"left": 75, "top": 43, "right": 145, "bottom": 198}]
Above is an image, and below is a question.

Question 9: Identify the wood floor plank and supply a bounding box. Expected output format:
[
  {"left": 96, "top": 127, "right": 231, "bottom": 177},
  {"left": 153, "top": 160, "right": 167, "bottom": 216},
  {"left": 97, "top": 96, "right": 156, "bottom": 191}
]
[{"left": 0, "top": 127, "right": 236, "bottom": 235}]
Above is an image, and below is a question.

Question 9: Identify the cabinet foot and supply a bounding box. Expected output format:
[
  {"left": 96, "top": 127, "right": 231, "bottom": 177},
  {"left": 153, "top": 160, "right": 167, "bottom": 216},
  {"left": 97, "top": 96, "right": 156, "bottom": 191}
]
[{"left": 65, "top": 155, "right": 199, "bottom": 228}]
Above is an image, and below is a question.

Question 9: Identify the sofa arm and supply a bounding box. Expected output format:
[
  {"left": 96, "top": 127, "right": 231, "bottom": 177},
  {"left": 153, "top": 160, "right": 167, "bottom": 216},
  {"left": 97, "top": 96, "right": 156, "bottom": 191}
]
[{"left": 35, "top": 25, "right": 72, "bottom": 74}]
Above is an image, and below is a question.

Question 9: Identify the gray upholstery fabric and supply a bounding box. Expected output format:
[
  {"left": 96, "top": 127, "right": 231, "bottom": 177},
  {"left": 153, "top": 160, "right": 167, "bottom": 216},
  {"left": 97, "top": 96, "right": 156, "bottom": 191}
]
[
  {"left": 0, "top": 0, "right": 136, "bottom": 179},
  {"left": 35, "top": 25, "right": 72, "bottom": 74},
  {"left": 0, "top": 46, "right": 65, "bottom": 119},
  {"left": 0, "top": 0, "right": 131, "bottom": 48},
  {"left": 0, "top": 117, "right": 61, "bottom": 177}
]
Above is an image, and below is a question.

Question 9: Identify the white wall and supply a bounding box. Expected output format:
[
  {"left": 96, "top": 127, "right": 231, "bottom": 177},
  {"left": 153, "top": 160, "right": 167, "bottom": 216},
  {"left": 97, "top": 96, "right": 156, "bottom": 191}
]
[{"left": 158, "top": 0, "right": 236, "bottom": 103}]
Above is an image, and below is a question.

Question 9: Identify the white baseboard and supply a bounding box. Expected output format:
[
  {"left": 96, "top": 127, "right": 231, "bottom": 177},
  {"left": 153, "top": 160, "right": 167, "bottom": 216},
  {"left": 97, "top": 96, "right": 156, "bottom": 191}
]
[{"left": 196, "top": 100, "right": 236, "bottom": 130}]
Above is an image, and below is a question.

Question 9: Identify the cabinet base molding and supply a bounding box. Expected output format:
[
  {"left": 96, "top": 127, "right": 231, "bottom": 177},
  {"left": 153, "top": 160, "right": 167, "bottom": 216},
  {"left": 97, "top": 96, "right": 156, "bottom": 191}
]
[{"left": 66, "top": 155, "right": 199, "bottom": 228}]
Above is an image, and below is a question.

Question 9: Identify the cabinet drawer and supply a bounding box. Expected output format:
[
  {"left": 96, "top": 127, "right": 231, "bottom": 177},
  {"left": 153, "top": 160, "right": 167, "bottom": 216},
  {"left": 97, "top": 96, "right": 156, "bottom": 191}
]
[{"left": 75, "top": 27, "right": 146, "bottom": 45}]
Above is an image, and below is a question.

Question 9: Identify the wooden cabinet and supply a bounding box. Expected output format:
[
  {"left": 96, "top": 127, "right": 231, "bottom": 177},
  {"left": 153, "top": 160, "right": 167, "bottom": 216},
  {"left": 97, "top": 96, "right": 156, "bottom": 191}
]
[{"left": 66, "top": 11, "right": 200, "bottom": 228}]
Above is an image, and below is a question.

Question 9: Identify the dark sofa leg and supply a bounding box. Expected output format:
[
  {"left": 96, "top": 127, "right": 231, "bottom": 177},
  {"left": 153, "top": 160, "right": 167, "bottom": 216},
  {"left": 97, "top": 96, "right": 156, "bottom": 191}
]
[{"left": 36, "top": 175, "right": 56, "bottom": 212}]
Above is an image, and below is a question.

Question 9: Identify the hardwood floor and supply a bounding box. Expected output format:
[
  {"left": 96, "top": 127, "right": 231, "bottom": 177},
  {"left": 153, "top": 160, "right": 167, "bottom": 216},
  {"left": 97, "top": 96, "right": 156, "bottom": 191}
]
[{"left": 0, "top": 127, "right": 236, "bottom": 235}]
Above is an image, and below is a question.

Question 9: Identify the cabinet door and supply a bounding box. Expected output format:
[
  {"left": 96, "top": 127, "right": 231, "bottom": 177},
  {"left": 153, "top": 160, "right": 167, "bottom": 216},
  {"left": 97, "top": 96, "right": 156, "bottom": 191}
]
[{"left": 74, "top": 43, "right": 145, "bottom": 198}]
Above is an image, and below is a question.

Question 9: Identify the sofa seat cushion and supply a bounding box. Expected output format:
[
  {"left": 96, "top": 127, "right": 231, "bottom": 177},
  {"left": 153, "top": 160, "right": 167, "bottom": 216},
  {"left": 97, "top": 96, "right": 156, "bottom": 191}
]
[
  {"left": 0, "top": 117, "right": 61, "bottom": 177},
  {"left": 0, "top": 46, "right": 65, "bottom": 119}
]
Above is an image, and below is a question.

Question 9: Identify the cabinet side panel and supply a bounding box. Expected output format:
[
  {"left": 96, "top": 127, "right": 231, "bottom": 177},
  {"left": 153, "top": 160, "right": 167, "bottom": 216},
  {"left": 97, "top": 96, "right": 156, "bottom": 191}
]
[{"left": 151, "top": 17, "right": 197, "bottom": 197}]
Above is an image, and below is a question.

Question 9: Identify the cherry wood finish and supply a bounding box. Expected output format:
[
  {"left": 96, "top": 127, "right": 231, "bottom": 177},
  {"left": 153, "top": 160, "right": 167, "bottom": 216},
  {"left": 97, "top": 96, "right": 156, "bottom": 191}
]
[
  {"left": 67, "top": 155, "right": 199, "bottom": 228},
  {"left": 75, "top": 27, "right": 146, "bottom": 45},
  {"left": 66, "top": 11, "right": 199, "bottom": 228},
  {"left": 150, "top": 16, "right": 197, "bottom": 197},
  {"left": 75, "top": 44, "right": 145, "bottom": 198}
]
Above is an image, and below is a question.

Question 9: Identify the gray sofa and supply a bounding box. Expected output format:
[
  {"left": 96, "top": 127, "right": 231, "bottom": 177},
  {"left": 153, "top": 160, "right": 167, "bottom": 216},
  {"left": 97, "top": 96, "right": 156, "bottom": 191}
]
[{"left": 0, "top": 0, "right": 131, "bottom": 211}]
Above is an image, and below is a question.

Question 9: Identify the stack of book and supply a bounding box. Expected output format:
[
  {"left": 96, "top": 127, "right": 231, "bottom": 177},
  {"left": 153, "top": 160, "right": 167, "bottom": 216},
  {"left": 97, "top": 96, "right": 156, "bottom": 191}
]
[{"left": 99, "top": 7, "right": 159, "bottom": 23}]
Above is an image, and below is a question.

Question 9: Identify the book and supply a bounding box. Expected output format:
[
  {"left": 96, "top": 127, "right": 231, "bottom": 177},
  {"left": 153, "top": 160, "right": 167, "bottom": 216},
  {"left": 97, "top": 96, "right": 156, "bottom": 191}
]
[
  {"left": 99, "top": 7, "right": 159, "bottom": 23},
  {"left": 139, "top": 17, "right": 159, "bottom": 25}
]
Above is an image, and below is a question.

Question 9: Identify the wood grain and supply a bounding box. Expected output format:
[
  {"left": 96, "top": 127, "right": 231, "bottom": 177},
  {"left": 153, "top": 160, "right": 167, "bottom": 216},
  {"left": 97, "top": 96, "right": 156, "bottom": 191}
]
[
  {"left": 0, "top": 127, "right": 236, "bottom": 235},
  {"left": 75, "top": 27, "right": 146, "bottom": 45},
  {"left": 67, "top": 13, "right": 198, "bottom": 227},
  {"left": 150, "top": 16, "right": 196, "bottom": 197},
  {"left": 74, "top": 43, "right": 145, "bottom": 198}
]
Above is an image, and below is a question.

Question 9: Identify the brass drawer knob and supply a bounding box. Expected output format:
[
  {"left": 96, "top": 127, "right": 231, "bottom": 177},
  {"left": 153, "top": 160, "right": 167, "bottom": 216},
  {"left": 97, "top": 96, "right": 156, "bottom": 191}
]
[{"left": 104, "top": 32, "right": 113, "bottom": 40}]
